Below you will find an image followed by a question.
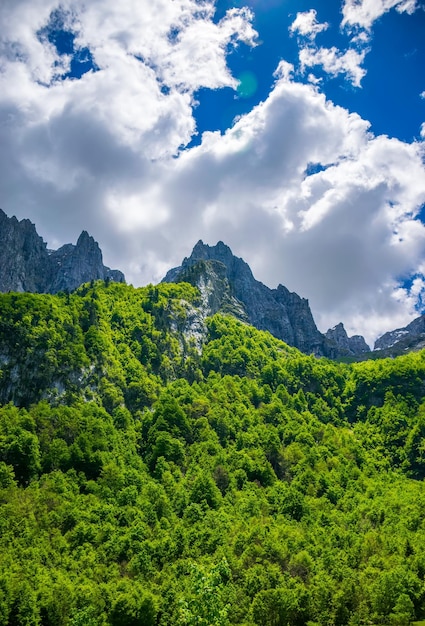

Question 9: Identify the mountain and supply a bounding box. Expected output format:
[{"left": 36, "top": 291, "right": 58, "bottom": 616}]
[
  {"left": 163, "top": 240, "right": 370, "bottom": 357},
  {"left": 374, "top": 313, "right": 425, "bottom": 355},
  {"left": 325, "top": 322, "right": 370, "bottom": 356},
  {"left": 0, "top": 208, "right": 124, "bottom": 293}
]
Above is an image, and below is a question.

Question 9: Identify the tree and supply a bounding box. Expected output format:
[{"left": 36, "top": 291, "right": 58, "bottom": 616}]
[
  {"left": 109, "top": 581, "right": 158, "bottom": 626},
  {"left": 177, "top": 559, "right": 231, "bottom": 626},
  {"left": 389, "top": 594, "right": 414, "bottom": 626},
  {"left": 251, "top": 588, "right": 300, "bottom": 626}
]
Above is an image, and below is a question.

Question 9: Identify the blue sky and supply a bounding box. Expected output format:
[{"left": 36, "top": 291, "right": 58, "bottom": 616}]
[
  {"left": 195, "top": 0, "right": 425, "bottom": 142},
  {"left": 0, "top": 0, "right": 425, "bottom": 344}
]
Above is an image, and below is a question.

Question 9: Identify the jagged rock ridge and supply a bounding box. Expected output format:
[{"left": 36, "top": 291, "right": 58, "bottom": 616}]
[
  {"left": 325, "top": 323, "right": 370, "bottom": 357},
  {"left": 1, "top": 209, "right": 373, "bottom": 358},
  {"left": 374, "top": 314, "right": 425, "bottom": 354},
  {"left": 0, "top": 209, "right": 124, "bottom": 294},
  {"left": 163, "top": 240, "right": 369, "bottom": 357}
]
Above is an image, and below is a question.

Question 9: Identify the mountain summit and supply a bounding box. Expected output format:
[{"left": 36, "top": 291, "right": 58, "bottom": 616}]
[
  {"left": 0, "top": 209, "right": 124, "bottom": 294},
  {"left": 163, "top": 240, "right": 370, "bottom": 357}
]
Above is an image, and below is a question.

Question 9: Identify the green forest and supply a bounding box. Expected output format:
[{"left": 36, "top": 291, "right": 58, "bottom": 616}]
[{"left": 1, "top": 280, "right": 425, "bottom": 626}]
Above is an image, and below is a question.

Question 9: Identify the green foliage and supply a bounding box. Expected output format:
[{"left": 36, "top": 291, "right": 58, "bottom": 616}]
[
  {"left": 1, "top": 282, "right": 425, "bottom": 624},
  {"left": 109, "top": 580, "right": 158, "bottom": 626},
  {"left": 177, "top": 559, "right": 231, "bottom": 626}
]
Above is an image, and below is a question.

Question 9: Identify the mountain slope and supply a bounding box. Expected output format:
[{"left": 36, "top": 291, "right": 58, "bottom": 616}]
[
  {"left": 7, "top": 208, "right": 425, "bottom": 360},
  {"left": 163, "top": 240, "right": 329, "bottom": 356},
  {"left": 1, "top": 281, "right": 425, "bottom": 625}
]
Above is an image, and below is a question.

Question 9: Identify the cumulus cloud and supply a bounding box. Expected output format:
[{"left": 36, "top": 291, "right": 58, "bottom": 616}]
[
  {"left": 90, "top": 65, "right": 425, "bottom": 343},
  {"left": 146, "top": 72, "right": 425, "bottom": 345},
  {"left": 341, "top": 0, "right": 419, "bottom": 32},
  {"left": 289, "top": 9, "right": 329, "bottom": 40},
  {"left": 307, "top": 73, "right": 322, "bottom": 85},
  {"left": 299, "top": 46, "right": 367, "bottom": 87},
  {"left": 290, "top": 9, "right": 368, "bottom": 88},
  {"left": 0, "top": 0, "right": 256, "bottom": 234},
  {"left": 1, "top": 0, "right": 425, "bottom": 344}
]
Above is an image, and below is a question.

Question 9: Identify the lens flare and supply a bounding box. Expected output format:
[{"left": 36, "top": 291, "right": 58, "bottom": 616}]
[{"left": 236, "top": 70, "right": 258, "bottom": 98}]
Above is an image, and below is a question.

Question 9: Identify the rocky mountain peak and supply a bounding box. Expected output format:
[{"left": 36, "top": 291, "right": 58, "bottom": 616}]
[
  {"left": 373, "top": 314, "right": 425, "bottom": 355},
  {"left": 76, "top": 230, "right": 94, "bottom": 247},
  {"left": 163, "top": 240, "right": 353, "bottom": 357},
  {"left": 0, "top": 209, "right": 124, "bottom": 294},
  {"left": 325, "top": 322, "right": 370, "bottom": 356},
  {"left": 172, "top": 240, "right": 255, "bottom": 284},
  {"left": 191, "top": 239, "right": 232, "bottom": 259}
]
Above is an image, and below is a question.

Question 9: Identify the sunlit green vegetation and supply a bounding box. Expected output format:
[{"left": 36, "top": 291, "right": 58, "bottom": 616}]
[{"left": 1, "top": 280, "right": 425, "bottom": 625}]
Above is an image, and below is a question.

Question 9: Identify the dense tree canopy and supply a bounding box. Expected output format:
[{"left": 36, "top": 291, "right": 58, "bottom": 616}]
[{"left": 1, "top": 281, "right": 425, "bottom": 625}]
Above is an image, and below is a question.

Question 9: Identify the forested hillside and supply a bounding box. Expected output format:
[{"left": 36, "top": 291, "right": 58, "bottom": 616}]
[{"left": 1, "top": 281, "right": 425, "bottom": 625}]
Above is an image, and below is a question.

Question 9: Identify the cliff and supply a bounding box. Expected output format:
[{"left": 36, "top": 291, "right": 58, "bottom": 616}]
[{"left": 0, "top": 209, "right": 124, "bottom": 293}]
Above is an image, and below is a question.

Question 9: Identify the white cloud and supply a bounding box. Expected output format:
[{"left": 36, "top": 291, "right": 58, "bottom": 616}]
[
  {"left": 107, "top": 72, "right": 425, "bottom": 344},
  {"left": 289, "top": 9, "right": 329, "bottom": 40},
  {"left": 420, "top": 122, "right": 425, "bottom": 139},
  {"left": 273, "top": 59, "right": 294, "bottom": 81},
  {"left": 307, "top": 73, "right": 322, "bottom": 85},
  {"left": 0, "top": 0, "right": 257, "bottom": 223},
  {"left": 299, "top": 46, "right": 367, "bottom": 87},
  {"left": 1, "top": 0, "right": 425, "bottom": 345},
  {"left": 0, "top": 0, "right": 257, "bottom": 159},
  {"left": 341, "top": 0, "right": 419, "bottom": 32},
  {"left": 420, "top": 91, "right": 425, "bottom": 99}
]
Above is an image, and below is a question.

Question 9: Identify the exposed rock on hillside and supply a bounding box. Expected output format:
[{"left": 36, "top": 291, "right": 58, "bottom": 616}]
[
  {"left": 0, "top": 209, "right": 51, "bottom": 293},
  {"left": 49, "top": 230, "right": 125, "bottom": 293}
]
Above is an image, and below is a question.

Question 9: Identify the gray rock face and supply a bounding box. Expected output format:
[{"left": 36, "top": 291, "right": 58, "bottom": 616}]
[
  {"left": 163, "top": 240, "right": 342, "bottom": 357},
  {"left": 325, "top": 322, "right": 370, "bottom": 356},
  {"left": 173, "top": 258, "right": 248, "bottom": 322},
  {"left": 49, "top": 230, "right": 124, "bottom": 293},
  {"left": 374, "top": 314, "right": 425, "bottom": 354},
  {"left": 273, "top": 284, "right": 329, "bottom": 356},
  {"left": 0, "top": 209, "right": 124, "bottom": 293},
  {"left": 349, "top": 334, "right": 371, "bottom": 354},
  {"left": 0, "top": 208, "right": 51, "bottom": 293}
]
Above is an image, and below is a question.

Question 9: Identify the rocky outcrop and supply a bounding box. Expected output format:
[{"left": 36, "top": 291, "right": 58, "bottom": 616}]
[
  {"left": 374, "top": 314, "right": 425, "bottom": 355},
  {"left": 163, "top": 240, "right": 345, "bottom": 357},
  {"left": 325, "top": 323, "right": 370, "bottom": 356},
  {"left": 0, "top": 208, "right": 51, "bottom": 293},
  {"left": 273, "top": 284, "right": 330, "bottom": 356},
  {"left": 0, "top": 209, "right": 124, "bottom": 293},
  {"left": 173, "top": 258, "right": 248, "bottom": 322},
  {"left": 49, "top": 230, "right": 124, "bottom": 293},
  {"left": 349, "top": 334, "right": 371, "bottom": 355}
]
